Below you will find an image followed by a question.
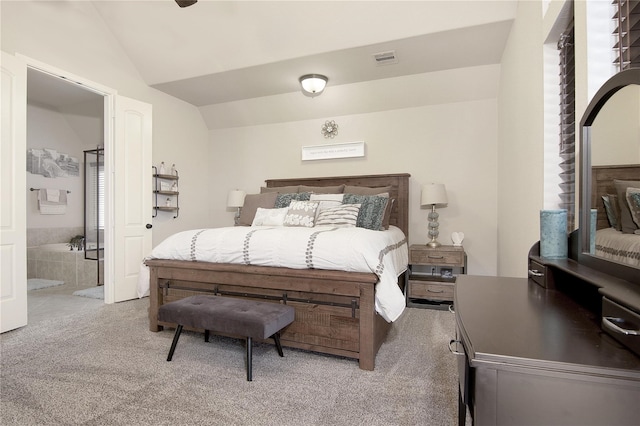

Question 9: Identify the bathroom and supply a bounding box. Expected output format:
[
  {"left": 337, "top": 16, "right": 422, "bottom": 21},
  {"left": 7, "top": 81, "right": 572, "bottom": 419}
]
[{"left": 26, "top": 68, "right": 105, "bottom": 297}]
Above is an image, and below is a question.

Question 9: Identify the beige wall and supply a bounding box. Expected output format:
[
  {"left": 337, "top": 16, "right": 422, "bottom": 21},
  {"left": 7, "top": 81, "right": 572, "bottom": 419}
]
[
  {"left": 496, "top": 0, "right": 545, "bottom": 277},
  {"left": 1, "top": 1, "right": 211, "bottom": 245},
  {"left": 209, "top": 97, "right": 500, "bottom": 276}
]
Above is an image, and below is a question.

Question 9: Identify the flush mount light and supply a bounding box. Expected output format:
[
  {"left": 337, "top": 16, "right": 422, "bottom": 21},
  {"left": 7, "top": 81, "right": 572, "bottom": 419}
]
[{"left": 299, "top": 74, "right": 328, "bottom": 97}]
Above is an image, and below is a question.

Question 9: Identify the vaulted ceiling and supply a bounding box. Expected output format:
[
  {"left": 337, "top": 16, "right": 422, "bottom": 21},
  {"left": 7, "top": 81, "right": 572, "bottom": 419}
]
[{"left": 26, "top": 1, "right": 518, "bottom": 128}]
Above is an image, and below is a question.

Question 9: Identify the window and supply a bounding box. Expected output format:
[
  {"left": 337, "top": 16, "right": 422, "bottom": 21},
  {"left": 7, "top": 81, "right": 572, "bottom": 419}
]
[
  {"left": 87, "top": 159, "right": 104, "bottom": 230},
  {"left": 558, "top": 22, "right": 576, "bottom": 231},
  {"left": 613, "top": 0, "right": 640, "bottom": 70}
]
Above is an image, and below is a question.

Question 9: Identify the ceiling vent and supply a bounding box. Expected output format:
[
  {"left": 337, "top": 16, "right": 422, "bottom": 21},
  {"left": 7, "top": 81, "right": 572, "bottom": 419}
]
[{"left": 372, "top": 50, "right": 398, "bottom": 66}]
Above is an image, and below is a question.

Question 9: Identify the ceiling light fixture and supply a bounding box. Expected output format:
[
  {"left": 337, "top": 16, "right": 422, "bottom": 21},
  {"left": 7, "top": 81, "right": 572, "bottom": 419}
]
[
  {"left": 175, "top": 0, "right": 197, "bottom": 8},
  {"left": 299, "top": 74, "right": 328, "bottom": 97}
]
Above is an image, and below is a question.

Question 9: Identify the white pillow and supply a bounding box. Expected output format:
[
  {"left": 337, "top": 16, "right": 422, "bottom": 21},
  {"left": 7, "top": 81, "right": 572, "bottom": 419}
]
[
  {"left": 251, "top": 207, "right": 288, "bottom": 226},
  {"left": 315, "top": 204, "right": 361, "bottom": 228},
  {"left": 310, "top": 193, "right": 344, "bottom": 220}
]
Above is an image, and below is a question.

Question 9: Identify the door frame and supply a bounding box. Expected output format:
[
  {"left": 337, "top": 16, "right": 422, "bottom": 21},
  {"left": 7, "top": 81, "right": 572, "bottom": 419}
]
[{"left": 19, "top": 55, "right": 118, "bottom": 304}]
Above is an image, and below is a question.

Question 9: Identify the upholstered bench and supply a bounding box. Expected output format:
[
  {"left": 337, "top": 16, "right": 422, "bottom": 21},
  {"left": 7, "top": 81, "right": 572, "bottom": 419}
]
[{"left": 158, "top": 294, "right": 295, "bottom": 381}]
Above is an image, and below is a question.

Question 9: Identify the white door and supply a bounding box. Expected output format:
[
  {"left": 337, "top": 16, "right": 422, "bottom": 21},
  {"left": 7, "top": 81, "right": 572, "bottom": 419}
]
[
  {"left": 108, "top": 96, "right": 152, "bottom": 303},
  {"left": 0, "top": 52, "right": 27, "bottom": 333}
]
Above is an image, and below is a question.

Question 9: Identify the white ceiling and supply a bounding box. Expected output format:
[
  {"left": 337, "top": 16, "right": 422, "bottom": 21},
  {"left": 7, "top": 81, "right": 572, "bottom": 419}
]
[{"left": 27, "top": 1, "right": 517, "bottom": 122}]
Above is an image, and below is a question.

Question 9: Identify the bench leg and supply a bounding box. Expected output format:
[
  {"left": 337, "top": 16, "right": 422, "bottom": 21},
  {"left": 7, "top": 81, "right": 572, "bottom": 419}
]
[
  {"left": 167, "top": 325, "right": 183, "bottom": 361},
  {"left": 272, "top": 333, "right": 284, "bottom": 357},
  {"left": 204, "top": 329, "right": 209, "bottom": 342},
  {"left": 246, "top": 337, "right": 253, "bottom": 381}
]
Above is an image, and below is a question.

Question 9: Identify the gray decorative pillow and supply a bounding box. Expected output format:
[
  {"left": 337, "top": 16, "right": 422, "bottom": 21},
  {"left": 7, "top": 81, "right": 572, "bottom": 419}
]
[
  {"left": 344, "top": 185, "right": 391, "bottom": 195},
  {"left": 237, "top": 192, "right": 278, "bottom": 226},
  {"left": 298, "top": 184, "right": 345, "bottom": 194},
  {"left": 260, "top": 185, "right": 300, "bottom": 194},
  {"left": 315, "top": 204, "right": 361, "bottom": 228},
  {"left": 343, "top": 193, "right": 389, "bottom": 230},
  {"left": 626, "top": 187, "right": 640, "bottom": 228},
  {"left": 614, "top": 179, "right": 640, "bottom": 234},
  {"left": 283, "top": 200, "right": 319, "bottom": 227},
  {"left": 275, "top": 192, "right": 311, "bottom": 208},
  {"left": 602, "top": 194, "right": 620, "bottom": 230}
]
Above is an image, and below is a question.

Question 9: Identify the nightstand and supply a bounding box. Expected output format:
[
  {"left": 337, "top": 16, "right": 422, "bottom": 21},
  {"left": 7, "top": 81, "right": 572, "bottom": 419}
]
[{"left": 406, "top": 244, "right": 466, "bottom": 309}]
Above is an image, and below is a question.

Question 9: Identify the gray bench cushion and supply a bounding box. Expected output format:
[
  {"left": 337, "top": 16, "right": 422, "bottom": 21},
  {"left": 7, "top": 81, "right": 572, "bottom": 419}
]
[{"left": 158, "top": 295, "right": 295, "bottom": 340}]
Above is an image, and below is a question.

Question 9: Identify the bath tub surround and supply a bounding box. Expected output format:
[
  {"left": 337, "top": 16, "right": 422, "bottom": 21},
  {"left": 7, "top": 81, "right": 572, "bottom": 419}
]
[{"left": 27, "top": 243, "right": 98, "bottom": 288}]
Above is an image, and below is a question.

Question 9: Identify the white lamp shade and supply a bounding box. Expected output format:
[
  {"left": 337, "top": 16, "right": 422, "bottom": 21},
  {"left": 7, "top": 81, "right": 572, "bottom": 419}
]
[
  {"left": 299, "top": 74, "right": 328, "bottom": 96},
  {"left": 227, "top": 190, "right": 246, "bottom": 208},
  {"left": 421, "top": 183, "right": 448, "bottom": 207}
]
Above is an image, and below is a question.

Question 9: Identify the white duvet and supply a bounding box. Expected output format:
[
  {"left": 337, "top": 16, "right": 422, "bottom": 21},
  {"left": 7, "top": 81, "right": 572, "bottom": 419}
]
[
  {"left": 139, "top": 225, "right": 408, "bottom": 322},
  {"left": 596, "top": 228, "right": 640, "bottom": 268}
]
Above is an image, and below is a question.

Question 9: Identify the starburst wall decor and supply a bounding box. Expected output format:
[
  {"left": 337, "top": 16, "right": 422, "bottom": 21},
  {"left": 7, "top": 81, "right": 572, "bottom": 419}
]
[{"left": 321, "top": 120, "right": 338, "bottom": 138}]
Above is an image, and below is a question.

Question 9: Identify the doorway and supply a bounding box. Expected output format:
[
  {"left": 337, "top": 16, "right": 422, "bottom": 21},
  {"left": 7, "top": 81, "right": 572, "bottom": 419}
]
[{"left": 25, "top": 67, "right": 106, "bottom": 324}]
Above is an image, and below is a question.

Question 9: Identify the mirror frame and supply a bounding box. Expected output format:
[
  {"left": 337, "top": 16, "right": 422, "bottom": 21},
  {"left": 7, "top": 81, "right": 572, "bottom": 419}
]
[{"left": 578, "top": 68, "right": 640, "bottom": 284}]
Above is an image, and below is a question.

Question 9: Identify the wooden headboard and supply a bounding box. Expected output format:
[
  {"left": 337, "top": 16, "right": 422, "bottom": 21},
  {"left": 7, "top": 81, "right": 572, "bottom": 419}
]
[
  {"left": 591, "top": 164, "right": 640, "bottom": 230},
  {"left": 265, "top": 173, "right": 410, "bottom": 237}
]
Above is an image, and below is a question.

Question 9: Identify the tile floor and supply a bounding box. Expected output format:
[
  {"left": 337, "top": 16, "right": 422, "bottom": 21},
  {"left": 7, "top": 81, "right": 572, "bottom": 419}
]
[{"left": 27, "top": 283, "right": 104, "bottom": 326}]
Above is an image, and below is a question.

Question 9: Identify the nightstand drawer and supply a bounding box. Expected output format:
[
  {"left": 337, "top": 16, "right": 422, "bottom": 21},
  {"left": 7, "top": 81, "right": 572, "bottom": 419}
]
[
  {"left": 410, "top": 249, "right": 464, "bottom": 266},
  {"left": 408, "top": 279, "right": 454, "bottom": 301}
]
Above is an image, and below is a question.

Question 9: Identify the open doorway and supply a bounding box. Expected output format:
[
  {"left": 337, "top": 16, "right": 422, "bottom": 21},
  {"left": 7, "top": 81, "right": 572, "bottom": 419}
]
[{"left": 25, "top": 68, "right": 106, "bottom": 324}]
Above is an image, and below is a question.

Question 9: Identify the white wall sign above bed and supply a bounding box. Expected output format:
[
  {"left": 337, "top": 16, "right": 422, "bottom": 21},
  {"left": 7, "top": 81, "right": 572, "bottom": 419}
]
[{"left": 301, "top": 141, "right": 365, "bottom": 161}]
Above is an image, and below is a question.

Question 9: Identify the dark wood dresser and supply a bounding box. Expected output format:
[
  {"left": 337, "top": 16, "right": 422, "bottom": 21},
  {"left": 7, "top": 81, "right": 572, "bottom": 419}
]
[{"left": 453, "top": 274, "right": 640, "bottom": 425}]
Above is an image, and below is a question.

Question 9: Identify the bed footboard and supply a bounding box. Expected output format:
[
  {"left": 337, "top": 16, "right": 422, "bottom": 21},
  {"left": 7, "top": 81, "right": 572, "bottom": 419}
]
[{"left": 146, "top": 259, "right": 392, "bottom": 370}]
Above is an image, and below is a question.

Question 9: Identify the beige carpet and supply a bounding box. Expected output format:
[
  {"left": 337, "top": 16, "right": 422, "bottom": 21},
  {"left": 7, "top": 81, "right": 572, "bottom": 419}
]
[{"left": 0, "top": 298, "right": 461, "bottom": 425}]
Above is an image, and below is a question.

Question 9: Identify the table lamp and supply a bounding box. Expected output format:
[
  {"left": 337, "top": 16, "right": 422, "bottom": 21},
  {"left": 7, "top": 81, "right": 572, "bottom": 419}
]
[{"left": 421, "top": 183, "right": 448, "bottom": 248}]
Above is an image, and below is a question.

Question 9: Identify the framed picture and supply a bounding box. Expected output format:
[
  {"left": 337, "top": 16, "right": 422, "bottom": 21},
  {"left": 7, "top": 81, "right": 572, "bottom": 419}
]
[{"left": 440, "top": 268, "right": 453, "bottom": 279}]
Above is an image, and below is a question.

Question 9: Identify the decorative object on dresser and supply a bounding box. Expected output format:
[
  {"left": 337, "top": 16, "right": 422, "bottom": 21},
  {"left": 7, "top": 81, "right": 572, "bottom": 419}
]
[
  {"left": 144, "top": 173, "right": 410, "bottom": 371},
  {"left": 405, "top": 244, "right": 466, "bottom": 309},
  {"left": 451, "top": 232, "right": 464, "bottom": 246},
  {"left": 227, "top": 189, "right": 246, "bottom": 226},
  {"left": 421, "top": 183, "right": 448, "bottom": 248},
  {"left": 539, "top": 209, "right": 568, "bottom": 258},
  {"left": 152, "top": 165, "right": 179, "bottom": 218}
]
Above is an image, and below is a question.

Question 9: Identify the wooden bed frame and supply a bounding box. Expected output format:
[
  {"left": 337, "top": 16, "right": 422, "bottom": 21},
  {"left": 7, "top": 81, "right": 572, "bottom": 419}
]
[
  {"left": 591, "top": 164, "right": 640, "bottom": 230},
  {"left": 146, "top": 173, "right": 410, "bottom": 370}
]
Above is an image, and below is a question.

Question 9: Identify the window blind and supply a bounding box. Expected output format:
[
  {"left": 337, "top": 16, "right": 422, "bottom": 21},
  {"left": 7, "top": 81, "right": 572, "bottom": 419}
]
[
  {"left": 88, "top": 161, "right": 104, "bottom": 230},
  {"left": 558, "top": 23, "right": 576, "bottom": 231},
  {"left": 614, "top": 0, "right": 640, "bottom": 70}
]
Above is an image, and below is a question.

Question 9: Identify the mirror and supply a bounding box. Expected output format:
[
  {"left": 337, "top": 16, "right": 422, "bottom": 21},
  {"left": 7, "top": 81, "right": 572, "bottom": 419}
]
[{"left": 579, "top": 68, "right": 640, "bottom": 283}]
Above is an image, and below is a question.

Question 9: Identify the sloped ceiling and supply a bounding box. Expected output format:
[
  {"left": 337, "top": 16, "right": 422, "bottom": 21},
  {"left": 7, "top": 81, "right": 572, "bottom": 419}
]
[{"left": 30, "top": 1, "right": 517, "bottom": 128}]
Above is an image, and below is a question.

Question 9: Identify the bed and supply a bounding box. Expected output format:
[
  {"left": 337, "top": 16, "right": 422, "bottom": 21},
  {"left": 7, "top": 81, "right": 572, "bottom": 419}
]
[
  {"left": 591, "top": 164, "right": 640, "bottom": 267},
  {"left": 144, "top": 173, "right": 410, "bottom": 370}
]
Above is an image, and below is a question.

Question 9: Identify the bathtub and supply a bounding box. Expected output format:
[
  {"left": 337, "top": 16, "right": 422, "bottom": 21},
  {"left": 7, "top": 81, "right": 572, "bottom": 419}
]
[{"left": 27, "top": 243, "right": 99, "bottom": 287}]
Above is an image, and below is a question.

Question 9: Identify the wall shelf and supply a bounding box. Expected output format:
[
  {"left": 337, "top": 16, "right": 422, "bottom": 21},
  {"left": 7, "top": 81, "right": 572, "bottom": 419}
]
[{"left": 153, "top": 166, "right": 179, "bottom": 218}]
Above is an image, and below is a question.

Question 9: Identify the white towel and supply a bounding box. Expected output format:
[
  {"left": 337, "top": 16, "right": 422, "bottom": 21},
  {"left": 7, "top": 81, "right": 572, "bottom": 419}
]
[
  {"left": 46, "top": 189, "right": 60, "bottom": 202},
  {"left": 38, "top": 189, "right": 67, "bottom": 215}
]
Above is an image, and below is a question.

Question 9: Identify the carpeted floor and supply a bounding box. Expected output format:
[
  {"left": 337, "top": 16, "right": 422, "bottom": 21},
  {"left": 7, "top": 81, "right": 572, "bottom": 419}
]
[{"left": 0, "top": 298, "right": 464, "bottom": 425}]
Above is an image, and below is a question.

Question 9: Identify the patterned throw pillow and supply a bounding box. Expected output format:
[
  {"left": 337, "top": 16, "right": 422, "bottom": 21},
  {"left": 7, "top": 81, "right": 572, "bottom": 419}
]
[
  {"left": 275, "top": 192, "right": 311, "bottom": 208},
  {"left": 315, "top": 204, "right": 361, "bottom": 228},
  {"left": 251, "top": 207, "right": 288, "bottom": 226},
  {"left": 626, "top": 187, "right": 640, "bottom": 229},
  {"left": 343, "top": 193, "right": 389, "bottom": 230},
  {"left": 601, "top": 194, "right": 620, "bottom": 229},
  {"left": 283, "top": 200, "right": 319, "bottom": 227}
]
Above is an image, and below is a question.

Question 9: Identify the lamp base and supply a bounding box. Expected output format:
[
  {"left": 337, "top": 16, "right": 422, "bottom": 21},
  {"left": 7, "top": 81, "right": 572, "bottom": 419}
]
[{"left": 426, "top": 239, "right": 441, "bottom": 248}]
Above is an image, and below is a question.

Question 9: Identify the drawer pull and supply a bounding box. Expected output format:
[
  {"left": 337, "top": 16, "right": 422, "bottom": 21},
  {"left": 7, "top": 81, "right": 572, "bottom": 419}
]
[
  {"left": 448, "top": 339, "right": 464, "bottom": 356},
  {"left": 428, "top": 255, "right": 445, "bottom": 259},
  {"left": 528, "top": 269, "right": 544, "bottom": 277},
  {"left": 428, "top": 288, "right": 444, "bottom": 293},
  {"left": 602, "top": 316, "right": 640, "bottom": 336}
]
